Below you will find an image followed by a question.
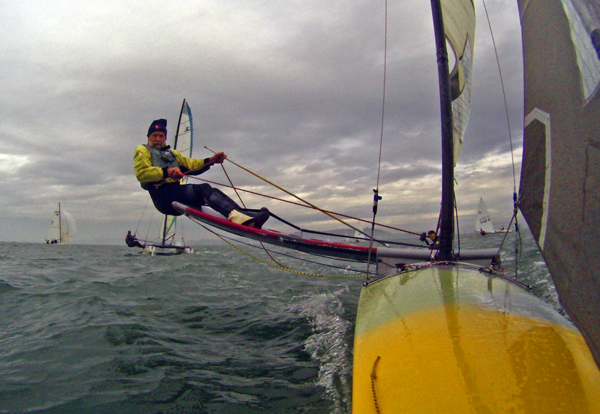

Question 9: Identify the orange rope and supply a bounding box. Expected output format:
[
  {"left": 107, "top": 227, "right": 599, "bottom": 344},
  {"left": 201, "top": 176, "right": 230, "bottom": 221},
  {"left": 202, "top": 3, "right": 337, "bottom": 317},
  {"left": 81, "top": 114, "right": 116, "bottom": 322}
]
[{"left": 186, "top": 175, "right": 420, "bottom": 236}]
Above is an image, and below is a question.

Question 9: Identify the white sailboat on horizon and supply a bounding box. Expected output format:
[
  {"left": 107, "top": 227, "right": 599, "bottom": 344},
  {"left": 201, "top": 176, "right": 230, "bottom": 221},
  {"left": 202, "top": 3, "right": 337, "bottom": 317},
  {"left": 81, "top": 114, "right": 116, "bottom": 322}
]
[
  {"left": 474, "top": 197, "right": 510, "bottom": 235},
  {"left": 45, "top": 203, "right": 76, "bottom": 245}
]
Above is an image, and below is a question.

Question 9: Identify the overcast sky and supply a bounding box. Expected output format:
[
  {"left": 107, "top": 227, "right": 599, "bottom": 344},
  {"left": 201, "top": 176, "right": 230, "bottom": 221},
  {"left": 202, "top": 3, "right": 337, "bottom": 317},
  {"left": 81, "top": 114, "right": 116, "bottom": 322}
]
[{"left": 1, "top": 0, "right": 524, "bottom": 245}]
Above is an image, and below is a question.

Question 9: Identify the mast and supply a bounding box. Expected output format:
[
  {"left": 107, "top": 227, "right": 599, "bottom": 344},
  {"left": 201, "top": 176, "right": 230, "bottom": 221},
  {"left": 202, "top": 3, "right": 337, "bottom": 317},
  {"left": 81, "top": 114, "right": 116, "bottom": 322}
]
[
  {"left": 174, "top": 99, "right": 186, "bottom": 149},
  {"left": 58, "top": 203, "right": 63, "bottom": 244},
  {"left": 161, "top": 216, "right": 169, "bottom": 246},
  {"left": 430, "top": 0, "right": 455, "bottom": 260}
]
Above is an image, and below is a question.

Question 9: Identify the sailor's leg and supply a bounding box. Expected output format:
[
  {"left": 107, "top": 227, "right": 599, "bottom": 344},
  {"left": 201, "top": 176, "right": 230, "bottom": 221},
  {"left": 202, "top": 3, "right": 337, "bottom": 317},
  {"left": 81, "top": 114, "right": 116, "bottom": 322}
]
[
  {"left": 149, "top": 184, "right": 182, "bottom": 216},
  {"left": 202, "top": 187, "right": 241, "bottom": 217},
  {"left": 201, "top": 186, "right": 270, "bottom": 229}
]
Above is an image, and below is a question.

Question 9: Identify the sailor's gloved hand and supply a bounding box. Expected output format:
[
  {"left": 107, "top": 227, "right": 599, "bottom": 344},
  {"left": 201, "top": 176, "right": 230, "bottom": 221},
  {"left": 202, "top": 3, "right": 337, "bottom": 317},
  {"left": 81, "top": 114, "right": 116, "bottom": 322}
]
[
  {"left": 210, "top": 152, "right": 227, "bottom": 164},
  {"left": 167, "top": 167, "right": 184, "bottom": 179}
]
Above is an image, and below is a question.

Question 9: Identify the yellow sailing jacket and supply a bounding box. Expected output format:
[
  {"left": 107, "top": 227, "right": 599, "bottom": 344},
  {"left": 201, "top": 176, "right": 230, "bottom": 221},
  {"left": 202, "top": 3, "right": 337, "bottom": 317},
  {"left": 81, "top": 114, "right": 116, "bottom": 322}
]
[{"left": 133, "top": 144, "right": 209, "bottom": 190}]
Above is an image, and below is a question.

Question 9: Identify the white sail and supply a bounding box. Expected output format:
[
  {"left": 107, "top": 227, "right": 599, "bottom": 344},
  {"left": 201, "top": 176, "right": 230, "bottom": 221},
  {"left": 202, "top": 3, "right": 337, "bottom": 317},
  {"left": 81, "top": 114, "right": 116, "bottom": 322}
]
[
  {"left": 518, "top": 0, "right": 600, "bottom": 366},
  {"left": 474, "top": 197, "right": 494, "bottom": 234},
  {"left": 45, "top": 203, "right": 76, "bottom": 244},
  {"left": 174, "top": 100, "right": 193, "bottom": 160},
  {"left": 443, "top": 0, "right": 476, "bottom": 163}
]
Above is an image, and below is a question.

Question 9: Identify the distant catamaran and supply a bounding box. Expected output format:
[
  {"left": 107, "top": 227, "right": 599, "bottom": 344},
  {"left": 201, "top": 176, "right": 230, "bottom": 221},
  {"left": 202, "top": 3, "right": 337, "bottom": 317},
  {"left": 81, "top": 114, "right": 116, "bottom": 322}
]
[{"left": 45, "top": 203, "right": 76, "bottom": 244}]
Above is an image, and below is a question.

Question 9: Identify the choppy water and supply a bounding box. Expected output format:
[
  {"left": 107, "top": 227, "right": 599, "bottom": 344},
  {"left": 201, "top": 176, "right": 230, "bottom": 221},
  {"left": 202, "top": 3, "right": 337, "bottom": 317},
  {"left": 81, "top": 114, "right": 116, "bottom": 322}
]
[{"left": 0, "top": 230, "right": 557, "bottom": 413}]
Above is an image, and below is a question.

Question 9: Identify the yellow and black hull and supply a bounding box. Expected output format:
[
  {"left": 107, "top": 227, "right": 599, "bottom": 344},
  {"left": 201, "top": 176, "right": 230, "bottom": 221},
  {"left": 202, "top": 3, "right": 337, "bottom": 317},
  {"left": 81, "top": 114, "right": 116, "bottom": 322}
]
[{"left": 352, "top": 265, "right": 600, "bottom": 413}]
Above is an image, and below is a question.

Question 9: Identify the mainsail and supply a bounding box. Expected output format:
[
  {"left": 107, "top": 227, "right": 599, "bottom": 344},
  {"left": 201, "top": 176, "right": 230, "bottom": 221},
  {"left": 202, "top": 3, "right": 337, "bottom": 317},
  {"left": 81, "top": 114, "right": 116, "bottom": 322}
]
[
  {"left": 442, "top": 0, "right": 476, "bottom": 162},
  {"left": 45, "top": 203, "right": 76, "bottom": 244},
  {"left": 518, "top": 0, "right": 600, "bottom": 366},
  {"left": 174, "top": 99, "right": 193, "bottom": 159},
  {"left": 474, "top": 197, "right": 494, "bottom": 233},
  {"left": 431, "top": 0, "right": 476, "bottom": 255}
]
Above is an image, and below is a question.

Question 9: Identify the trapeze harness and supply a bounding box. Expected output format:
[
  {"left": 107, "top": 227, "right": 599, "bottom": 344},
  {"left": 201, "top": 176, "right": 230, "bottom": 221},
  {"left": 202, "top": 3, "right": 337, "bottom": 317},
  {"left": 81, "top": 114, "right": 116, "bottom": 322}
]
[
  {"left": 141, "top": 145, "right": 180, "bottom": 190},
  {"left": 140, "top": 145, "right": 210, "bottom": 190},
  {"left": 140, "top": 145, "right": 216, "bottom": 217}
]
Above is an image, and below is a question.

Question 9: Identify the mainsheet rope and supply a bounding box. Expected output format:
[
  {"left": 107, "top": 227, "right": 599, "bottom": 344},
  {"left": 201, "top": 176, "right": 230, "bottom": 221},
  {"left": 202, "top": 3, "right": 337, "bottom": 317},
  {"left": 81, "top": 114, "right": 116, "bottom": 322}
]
[
  {"left": 189, "top": 150, "right": 385, "bottom": 268},
  {"left": 185, "top": 175, "right": 420, "bottom": 236},
  {"left": 213, "top": 158, "right": 289, "bottom": 267},
  {"left": 204, "top": 146, "right": 385, "bottom": 240}
]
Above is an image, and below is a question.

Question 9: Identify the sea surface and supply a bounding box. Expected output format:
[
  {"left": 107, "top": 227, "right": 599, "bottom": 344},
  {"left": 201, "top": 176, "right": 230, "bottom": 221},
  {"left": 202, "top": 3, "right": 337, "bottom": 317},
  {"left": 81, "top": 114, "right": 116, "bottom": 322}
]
[{"left": 0, "top": 230, "right": 559, "bottom": 413}]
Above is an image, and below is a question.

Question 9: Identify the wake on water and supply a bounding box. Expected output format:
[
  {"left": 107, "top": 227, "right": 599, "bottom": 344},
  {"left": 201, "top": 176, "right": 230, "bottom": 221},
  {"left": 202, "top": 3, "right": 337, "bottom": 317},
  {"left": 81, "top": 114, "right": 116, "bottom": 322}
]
[
  {"left": 0, "top": 231, "right": 554, "bottom": 413},
  {"left": 289, "top": 287, "right": 354, "bottom": 414}
]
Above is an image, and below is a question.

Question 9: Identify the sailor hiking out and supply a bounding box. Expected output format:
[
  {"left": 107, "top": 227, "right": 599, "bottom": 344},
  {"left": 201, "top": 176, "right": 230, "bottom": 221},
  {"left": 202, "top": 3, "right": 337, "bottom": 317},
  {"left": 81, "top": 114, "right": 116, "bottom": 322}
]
[{"left": 133, "top": 118, "right": 270, "bottom": 229}]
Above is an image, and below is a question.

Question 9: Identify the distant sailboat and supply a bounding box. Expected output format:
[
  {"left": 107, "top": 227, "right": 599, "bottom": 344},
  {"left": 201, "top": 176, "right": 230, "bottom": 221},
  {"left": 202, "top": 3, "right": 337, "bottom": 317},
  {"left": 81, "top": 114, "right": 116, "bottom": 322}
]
[
  {"left": 474, "top": 197, "right": 510, "bottom": 235},
  {"left": 45, "top": 203, "right": 76, "bottom": 244}
]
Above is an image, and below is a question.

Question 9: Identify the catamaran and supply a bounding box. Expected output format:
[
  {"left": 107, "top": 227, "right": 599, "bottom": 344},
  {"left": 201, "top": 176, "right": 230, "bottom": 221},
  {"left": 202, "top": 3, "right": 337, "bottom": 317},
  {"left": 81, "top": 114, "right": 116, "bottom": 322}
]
[{"left": 174, "top": 0, "right": 600, "bottom": 411}]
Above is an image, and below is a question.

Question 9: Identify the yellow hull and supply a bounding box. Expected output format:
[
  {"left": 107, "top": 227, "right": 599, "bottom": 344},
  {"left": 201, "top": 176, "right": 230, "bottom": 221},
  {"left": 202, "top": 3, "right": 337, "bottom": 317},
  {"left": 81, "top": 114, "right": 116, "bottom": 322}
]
[{"left": 352, "top": 265, "right": 600, "bottom": 413}]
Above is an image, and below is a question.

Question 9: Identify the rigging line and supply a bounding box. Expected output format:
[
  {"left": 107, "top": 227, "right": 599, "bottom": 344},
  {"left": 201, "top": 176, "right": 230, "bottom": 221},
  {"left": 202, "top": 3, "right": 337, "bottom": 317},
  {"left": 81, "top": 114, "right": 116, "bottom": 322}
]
[
  {"left": 481, "top": 0, "right": 517, "bottom": 194},
  {"left": 219, "top": 163, "right": 247, "bottom": 209},
  {"left": 204, "top": 146, "right": 371, "bottom": 239},
  {"left": 495, "top": 210, "right": 523, "bottom": 281},
  {"left": 188, "top": 216, "right": 365, "bottom": 279},
  {"left": 210, "top": 229, "right": 368, "bottom": 274},
  {"left": 376, "top": 0, "right": 388, "bottom": 191},
  {"left": 187, "top": 175, "right": 420, "bottom": 235},
  {"left": 370, "top": 356, "right": 382, "bottom": 414},
  {"left": 260, "top": 241, "right": 290, "bottom": 269},
  {"left": 218, "top": 161, "right": 289, "bottom": 267},
  {"left": 367, "top": 0, "right": 389, "bottom": 277},
  {"left": 142, "top": 201, "right": 158, "bottom": 243},
  {"left": 513, "top": 215, "right": 523, "bottom": 281},
  {"left": 270, "top": 211, "right": 424, "bottom": 248},
  {"left": 453, "top": 190, "right": 461, "bottom": 255},
  {"left": 135, "top": 196, "right": 152, "bottom": 235}
]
